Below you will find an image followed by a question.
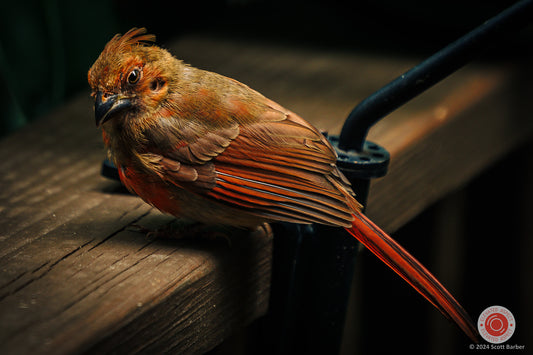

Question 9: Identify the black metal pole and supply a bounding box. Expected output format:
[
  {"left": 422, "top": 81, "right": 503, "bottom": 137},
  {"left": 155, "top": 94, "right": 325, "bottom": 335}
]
[
  {"left": 266, "top": 138, "right": 389, "bottom": 355},
  {"left": 339, "top": 0, "right": 533, "bottom": 152},
  {"left": 267, "top": 1, "right": 533, "bottom": 354}
]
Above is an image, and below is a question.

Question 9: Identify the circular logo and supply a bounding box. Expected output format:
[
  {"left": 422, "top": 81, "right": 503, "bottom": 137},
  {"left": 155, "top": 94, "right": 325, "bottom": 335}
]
[{"left": 478, "top": 306, "right": 515, "bottom": 344}]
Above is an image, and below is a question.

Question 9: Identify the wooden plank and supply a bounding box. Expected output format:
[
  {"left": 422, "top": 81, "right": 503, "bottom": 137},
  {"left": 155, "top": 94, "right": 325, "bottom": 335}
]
[
  {"left": 0, "top": 64, "right": 271, "bottom": 354},
  {"left": 0, "top": 34, "right": 531, "bottom": 353}
]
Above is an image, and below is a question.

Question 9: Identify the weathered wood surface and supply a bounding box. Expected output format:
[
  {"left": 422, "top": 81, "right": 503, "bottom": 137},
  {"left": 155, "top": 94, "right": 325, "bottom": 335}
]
[{"left": 1, "top": 34, "right": 532, "bottom": 354}]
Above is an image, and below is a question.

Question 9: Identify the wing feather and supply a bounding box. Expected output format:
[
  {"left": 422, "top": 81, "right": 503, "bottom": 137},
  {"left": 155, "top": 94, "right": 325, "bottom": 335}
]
[{"left": 143, "top": 97, "right": 359, "bottom": 227}]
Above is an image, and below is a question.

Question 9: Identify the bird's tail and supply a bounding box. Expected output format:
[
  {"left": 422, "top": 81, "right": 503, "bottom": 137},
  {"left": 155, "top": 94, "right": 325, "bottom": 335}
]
[{"left": 346, "top": 211, "right": 479, "bottom": 343}]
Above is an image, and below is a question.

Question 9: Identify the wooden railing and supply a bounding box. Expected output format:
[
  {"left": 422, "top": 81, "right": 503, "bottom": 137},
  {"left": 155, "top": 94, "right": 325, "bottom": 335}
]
[{"left": 1, "top": 35, "right": 532, "bottom": 354}]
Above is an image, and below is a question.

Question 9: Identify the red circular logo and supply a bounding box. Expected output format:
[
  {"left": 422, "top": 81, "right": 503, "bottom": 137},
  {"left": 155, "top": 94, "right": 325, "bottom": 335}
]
[{"left": 478, "top": 306, "right": 515, "bottom": 344}]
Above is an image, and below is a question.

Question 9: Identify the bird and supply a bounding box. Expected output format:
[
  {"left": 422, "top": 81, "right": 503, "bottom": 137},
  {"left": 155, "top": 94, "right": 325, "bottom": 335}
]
[{"left": 88, "top": 27, "right": 479, "bottom": 342}]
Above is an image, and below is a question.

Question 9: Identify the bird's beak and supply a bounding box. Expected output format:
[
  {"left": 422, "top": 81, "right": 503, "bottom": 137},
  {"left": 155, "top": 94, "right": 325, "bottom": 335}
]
[{"left": 94, "top": 91, "right": 132, "bottom": 127}]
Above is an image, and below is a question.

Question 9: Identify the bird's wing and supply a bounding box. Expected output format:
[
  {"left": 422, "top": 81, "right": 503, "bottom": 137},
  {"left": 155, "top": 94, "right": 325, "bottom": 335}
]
[
  {"left": 143, "top": 100, "right": 359, "bottom": 226},
  {"left": 210, "top": 109, "right": 359, "bottom": 226}
]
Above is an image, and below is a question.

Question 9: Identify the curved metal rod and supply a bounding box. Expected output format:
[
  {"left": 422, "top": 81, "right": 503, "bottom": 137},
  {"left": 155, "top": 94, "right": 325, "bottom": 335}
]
[{"left": 339, "top": 0, "right": 533, "bottom": 152}]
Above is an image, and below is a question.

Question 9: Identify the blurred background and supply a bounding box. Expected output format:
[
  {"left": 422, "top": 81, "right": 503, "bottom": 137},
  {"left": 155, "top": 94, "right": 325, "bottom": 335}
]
[
  {"left": 1, "top": 0, "right": 531, "bottom": 137},
  {"left": 1, "top": 1, "right": 531, "bottom": 354}
]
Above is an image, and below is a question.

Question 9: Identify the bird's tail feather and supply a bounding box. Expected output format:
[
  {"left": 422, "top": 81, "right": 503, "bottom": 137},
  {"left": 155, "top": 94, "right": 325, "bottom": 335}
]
[{"left": 346, "top": 211, "right": 479, "bottom": 343}]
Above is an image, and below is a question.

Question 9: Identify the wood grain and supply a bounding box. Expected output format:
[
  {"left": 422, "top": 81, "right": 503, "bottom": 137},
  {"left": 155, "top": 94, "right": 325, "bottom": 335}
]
[{"left": 0, "top": 34, "right": 532, "bottom": 353}]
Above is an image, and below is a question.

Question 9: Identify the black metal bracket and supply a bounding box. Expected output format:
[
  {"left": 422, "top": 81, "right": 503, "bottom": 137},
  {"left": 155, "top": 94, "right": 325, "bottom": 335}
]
[
  {"left": 101, "top": 158, "right": 120, "bottom": 181},
  {"left": 267, "top": 1, "right": 533, "bottom": 353},
  {"left": 266, "top": 137, "right": 389, "bottom": 354},
  {"left": 330, "top": 136, "right": 390, "bottom": 206}
]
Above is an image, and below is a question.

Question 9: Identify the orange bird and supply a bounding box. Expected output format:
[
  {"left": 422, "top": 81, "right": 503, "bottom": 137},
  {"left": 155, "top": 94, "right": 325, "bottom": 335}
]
[{"left": 88, "top": 28, "right": 478, "bottom": 342}]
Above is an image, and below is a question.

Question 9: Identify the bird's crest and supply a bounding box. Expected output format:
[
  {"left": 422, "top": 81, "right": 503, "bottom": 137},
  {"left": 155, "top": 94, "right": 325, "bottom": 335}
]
[
  {"left": 103, "top": 27, "right": 156, "bottom": 55},
  {"left": 89, "top": 28, "right": 157, "bottom": 90}
]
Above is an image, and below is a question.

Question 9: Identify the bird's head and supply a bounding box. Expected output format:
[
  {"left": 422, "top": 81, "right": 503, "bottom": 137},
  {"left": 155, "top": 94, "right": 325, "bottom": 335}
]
[{"left": 88, "top": 27, "right": 175, "bottom": 128}]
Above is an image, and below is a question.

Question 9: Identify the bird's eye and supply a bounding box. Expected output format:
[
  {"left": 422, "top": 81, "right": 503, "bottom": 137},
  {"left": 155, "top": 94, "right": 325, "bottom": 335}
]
[{"left": 127, "top": 69, "right": 141, "bottom": 85}]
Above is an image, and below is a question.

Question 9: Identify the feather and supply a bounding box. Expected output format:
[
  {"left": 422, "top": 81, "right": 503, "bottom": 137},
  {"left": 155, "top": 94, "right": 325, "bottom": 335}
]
[{"left": 347, "top": 211, "right": 479, "bottom": 343}]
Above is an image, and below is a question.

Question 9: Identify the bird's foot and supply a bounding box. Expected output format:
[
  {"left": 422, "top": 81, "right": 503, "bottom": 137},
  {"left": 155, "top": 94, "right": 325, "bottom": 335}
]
[
  {"left": 127, "top": 220, "right": 231, "bottom": 245},
  {"left": 127, "top": 223, "right": 179, "bottom": 240}
]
